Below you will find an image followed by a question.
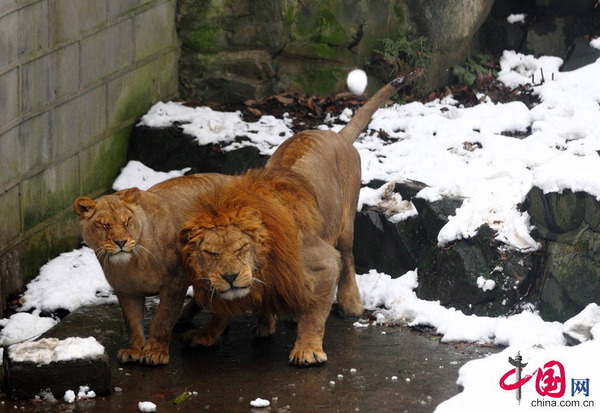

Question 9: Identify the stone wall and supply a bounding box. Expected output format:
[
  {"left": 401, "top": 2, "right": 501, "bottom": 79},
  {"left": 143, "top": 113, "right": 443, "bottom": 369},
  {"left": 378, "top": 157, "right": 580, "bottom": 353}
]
[
  {"left": 177, "top": 0, "right": 494, "bottom": 103},
  {"left": 0, "top": 0, "right": 179, "bottom": 309}
]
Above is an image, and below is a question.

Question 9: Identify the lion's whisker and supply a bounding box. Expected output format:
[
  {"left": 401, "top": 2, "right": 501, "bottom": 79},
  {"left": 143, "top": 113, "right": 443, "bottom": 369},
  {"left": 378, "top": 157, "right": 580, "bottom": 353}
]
[{"left": 134, "top": 244, "right": 156, "bottom": 268}]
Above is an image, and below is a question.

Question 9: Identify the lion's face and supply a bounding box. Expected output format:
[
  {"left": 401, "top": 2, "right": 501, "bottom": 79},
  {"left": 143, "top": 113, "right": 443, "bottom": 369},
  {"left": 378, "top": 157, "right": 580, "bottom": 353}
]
[
  {"left": 74, "top": 188, "right": 144, "bottom": 265},
  {"left": 193, "top": 225, "right": 259, "bottom": 300}
]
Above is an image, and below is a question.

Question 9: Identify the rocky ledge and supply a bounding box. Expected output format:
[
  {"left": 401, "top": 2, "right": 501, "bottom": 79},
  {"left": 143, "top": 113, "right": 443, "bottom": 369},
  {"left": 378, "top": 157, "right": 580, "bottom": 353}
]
[{"left": 128, "top": 124, "right": 599, "bottom": 323}]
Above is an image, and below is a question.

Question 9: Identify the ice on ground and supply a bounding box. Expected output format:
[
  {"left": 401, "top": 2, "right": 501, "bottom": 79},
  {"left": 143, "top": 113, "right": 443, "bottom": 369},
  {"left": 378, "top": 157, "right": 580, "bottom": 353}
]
[{"left": 8, "top": 337, "right": 105, "bottom": 364}]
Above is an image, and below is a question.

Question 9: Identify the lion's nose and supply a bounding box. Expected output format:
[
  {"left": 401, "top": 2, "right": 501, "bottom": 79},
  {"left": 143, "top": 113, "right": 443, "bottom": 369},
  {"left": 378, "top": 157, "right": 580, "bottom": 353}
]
[
  {"left": 221, "top": 272, "right": 238, "bottom": 285},
  {"left": 114, "top": 240, "right": 127, "bottom": 249}
]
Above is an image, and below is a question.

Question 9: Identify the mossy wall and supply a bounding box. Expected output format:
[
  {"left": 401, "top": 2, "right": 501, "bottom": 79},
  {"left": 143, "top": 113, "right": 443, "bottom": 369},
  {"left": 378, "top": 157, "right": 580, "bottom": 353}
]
[
  {"left": 178, "top": 0, "right": 494, "bottom": 102},
  {"left": 0, "top": 0, "right": 179, "bottom": 309}
]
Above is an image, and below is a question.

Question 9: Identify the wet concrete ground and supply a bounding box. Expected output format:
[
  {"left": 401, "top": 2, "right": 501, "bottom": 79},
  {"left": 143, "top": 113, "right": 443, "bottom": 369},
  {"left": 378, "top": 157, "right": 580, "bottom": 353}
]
[{"left": 1, "top": 302, "right": 499, "bottom": 412}]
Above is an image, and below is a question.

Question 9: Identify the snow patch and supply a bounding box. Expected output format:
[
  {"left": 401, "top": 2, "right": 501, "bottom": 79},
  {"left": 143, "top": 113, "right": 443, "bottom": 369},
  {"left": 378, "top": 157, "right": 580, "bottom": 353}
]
[
  {"left": 113, "top": 160, "right": 190, "bottom": 191},
  {"left": 250, "top": 397, "right": 270, "bottom": 408},
  {"left": 476, "top": 276, "right": 496, "bottom": 292},
  {"left": 8, "top": 337, "right": 105, "bottom": 364},
  {"left": 506, "top": 13, "right": 526, "bottom": 24},
  {"left": 138, "top": 401, "right": 157, "bottom": 412}
]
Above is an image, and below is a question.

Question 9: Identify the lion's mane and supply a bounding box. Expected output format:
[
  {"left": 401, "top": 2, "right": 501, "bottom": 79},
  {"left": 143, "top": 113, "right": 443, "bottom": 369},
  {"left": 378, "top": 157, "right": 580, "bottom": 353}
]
[{"left": 181, "top": 168, "right": 322, "bottom": 317}]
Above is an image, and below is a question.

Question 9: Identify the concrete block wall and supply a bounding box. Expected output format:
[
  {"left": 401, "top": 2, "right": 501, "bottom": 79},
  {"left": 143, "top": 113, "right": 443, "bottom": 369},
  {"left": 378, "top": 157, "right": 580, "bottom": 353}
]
[{"left": 0, "top": 0, "right": 179, "bottom": 309}]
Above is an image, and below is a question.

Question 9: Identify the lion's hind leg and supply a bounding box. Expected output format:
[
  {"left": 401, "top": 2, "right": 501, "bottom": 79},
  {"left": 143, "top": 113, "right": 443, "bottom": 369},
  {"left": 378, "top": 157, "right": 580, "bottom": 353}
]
[
  {"left": 289, "top": 237, "right": 340, "bottom": 367},
  {"left": 182, "top": 313, "right": 230, "bottom": 347},
  {"left": 335, "top": 229, "right": 364, "bottom": 317}
]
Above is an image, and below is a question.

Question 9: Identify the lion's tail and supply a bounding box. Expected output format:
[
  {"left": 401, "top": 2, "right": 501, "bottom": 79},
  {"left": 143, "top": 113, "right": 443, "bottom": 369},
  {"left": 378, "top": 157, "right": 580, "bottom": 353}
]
[{"left": 338, "top": 67, "right": 424, "bottom": 143}]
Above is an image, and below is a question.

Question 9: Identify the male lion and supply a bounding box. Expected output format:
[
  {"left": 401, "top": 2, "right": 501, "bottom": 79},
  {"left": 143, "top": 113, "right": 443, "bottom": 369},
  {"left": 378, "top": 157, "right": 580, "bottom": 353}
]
[
  {"left": 74, "top": 173, "right": 230, "bottom": 365},
  {"left": 180, "top": 70, "right": 423, "bottom": 366}
]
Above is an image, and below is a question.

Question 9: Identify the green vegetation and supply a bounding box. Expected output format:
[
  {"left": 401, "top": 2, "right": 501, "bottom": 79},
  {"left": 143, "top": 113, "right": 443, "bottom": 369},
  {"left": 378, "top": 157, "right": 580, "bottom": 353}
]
[
  {"left": 371, "top": 32, "right": 431, "bottom": 96},
  {"left": 374, "top": 34, "right": 431, "bottom": 76},
  {"left": 452, "top": 54, "right": 498, "bottom": 86}
]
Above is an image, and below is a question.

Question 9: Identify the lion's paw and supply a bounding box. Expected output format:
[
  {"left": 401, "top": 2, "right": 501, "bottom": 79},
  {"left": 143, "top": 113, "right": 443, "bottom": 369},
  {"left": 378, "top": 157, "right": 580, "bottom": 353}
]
[
  {"left": 140, "top": 342, "right": 170, "bottom": 365},
  {"left": 338, "top": 291, "right": 364, "bottom": 317},
  {"left": 339, "top": 299, "right": 364, "bottom": 317},
  {"left": 117, "top": 347, "right": 143, "bottom": 364},
  {"left": 182, "top": 329, "right": 220, "bottom": 347},
  {"left": 289, "top": 345, "right": 328, "bottom": 367}
]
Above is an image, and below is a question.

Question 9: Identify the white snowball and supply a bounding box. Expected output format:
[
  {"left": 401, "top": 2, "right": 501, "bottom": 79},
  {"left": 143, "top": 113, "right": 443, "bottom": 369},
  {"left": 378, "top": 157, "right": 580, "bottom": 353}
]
[
  {"left": 138, "top": 401, "right": 157, "bottom": 412},
  {"left": 64, "top": 390, "right": 76, "bottom": 403},
  {"left": 346, "top": 69, "right": 368, "bottom": 95},
  {"left": 250, "top": 398, "right": 270, "bottom": 408}
]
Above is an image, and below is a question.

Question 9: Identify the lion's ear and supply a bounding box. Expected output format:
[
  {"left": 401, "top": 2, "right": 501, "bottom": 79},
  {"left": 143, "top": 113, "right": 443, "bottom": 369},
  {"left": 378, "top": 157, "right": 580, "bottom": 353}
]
[
  {"left": 74, "top": 197, "right": 96, "bottom": 219},
  {"left": 120, "top": 187, "right": 142, "bottom": 205}
]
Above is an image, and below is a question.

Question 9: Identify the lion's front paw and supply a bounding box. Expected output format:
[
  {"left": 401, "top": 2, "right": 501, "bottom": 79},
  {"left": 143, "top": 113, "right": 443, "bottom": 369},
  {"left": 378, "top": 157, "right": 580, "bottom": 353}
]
[
  {"left": 182, "top": 329, "right": 220, "bottom": 347},
  {"left": 118, "top": 347, "right": 143, "bottom": 364},
  {"left": 289, "top": 344, "right": 327, "bottom": 367},
  {"left": 338, "top": 290, "right": 364, "bottom": 317},
  {"left": 140, "top": 342, "right": 170, "bottom": 365},
  {"left": 338, "top": 298, "right": 364, "bottom": 317}
]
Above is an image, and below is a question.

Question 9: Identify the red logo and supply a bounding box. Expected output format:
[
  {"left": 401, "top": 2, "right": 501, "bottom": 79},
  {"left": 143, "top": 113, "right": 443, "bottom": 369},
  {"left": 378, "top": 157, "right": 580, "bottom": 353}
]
[{"left": 500, "top": 352, "right": 566, "bottom": 403}]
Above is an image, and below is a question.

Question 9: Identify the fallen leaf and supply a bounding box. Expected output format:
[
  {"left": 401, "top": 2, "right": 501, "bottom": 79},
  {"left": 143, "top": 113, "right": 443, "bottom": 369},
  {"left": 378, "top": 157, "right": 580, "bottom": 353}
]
[{"left": 173, "top": 392, "right": 190, "bottom": 405}]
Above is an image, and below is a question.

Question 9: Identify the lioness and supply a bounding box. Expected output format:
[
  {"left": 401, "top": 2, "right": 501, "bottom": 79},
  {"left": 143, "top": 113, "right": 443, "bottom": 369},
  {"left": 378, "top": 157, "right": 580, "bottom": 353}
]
[
  {"left": 179, "top": 71, "right": 422, "bottom": 366},
  {"left": 74, "top": 173, "right": 230, "bottom": 365}
]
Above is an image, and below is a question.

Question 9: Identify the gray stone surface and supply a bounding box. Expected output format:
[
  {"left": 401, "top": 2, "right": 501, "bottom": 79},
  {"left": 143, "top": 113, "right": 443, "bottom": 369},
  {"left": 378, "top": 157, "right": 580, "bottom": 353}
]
[
  {"left": 81, "top": 20, "right": 134, "bottom": 86},
  {"left": 0, "top": 127, "right": 20, "bottom": 186},
  {"left": 178, "top": 0, "right": 495, "bottom": 102},
  {"left": 0, "top": 68, "right": 19, "bottom": 129},
  {"left": 134, "top": 1, "right": 176, "bottom": 60},
  {"left": 17, "top": 1, "right": 49, "bottom": 57},
  {"left": 22, "top": 155, "right": 80, "bottom": 231},
  {"left": 525, "top": 187, "right": 600, "bottom": 321},
  {"left": 52, "top": 87, "right": 107, "bottom": 158},
  {"left": 0, "top": 0, "right": 179, "bottom": 310},
  {"left": 0, "top": 11, "right": 18, "bottom": 70},
  {"left": 481, "top": 0, "right": 599, "bottom": 71},
  {"left": 0, "top": 186, "right": 21, "bottom": 247},
  {"left": 19, "top": 113, "right": 52, "bottom": 174}
]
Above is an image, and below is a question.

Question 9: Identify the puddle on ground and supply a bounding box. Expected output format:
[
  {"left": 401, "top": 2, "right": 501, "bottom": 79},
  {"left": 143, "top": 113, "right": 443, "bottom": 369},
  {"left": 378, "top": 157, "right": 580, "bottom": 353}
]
[{"left": 1, "top": 303, "right": 499, "bottom": 412}]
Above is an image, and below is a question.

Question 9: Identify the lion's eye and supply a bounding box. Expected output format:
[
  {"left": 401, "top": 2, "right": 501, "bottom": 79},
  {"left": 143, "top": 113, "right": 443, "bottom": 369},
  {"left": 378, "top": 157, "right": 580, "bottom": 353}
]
[
  {"left": 123, "top": 218, "right": 131, "bottom": 228},
  {"left": 96, "top": 222, "right": 110, "bottom": 230},
  {"left": 202, "top": 250, "right": 219, "bottom": 258}
]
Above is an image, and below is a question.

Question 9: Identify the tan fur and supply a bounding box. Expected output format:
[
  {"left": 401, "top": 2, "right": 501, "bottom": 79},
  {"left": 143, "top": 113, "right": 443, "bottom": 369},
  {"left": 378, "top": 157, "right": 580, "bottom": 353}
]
[
  {"left": 181, "top": 169, "right": 340, "bottom": 365},
  {"left": 74, "top": 173, "right": 230, "bottom": 365},
  {"left": 179, "top": 75, "right": 422, "bottom": 366}
]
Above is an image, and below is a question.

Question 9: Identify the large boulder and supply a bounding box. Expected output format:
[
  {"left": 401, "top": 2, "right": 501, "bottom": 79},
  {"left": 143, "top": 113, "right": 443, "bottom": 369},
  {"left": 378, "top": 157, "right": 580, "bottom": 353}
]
[
  {"left": 127, "top": 118, "right": 600, "bottom": 322},
  {"left": 480, "top": 0, "right": 599, "bottom": 71},
  {"left": 177, "top": 0, "right": 494, "bottom": 102},
  {"left": 524, "top": 187, "right": 600, "bottom": 321}
]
